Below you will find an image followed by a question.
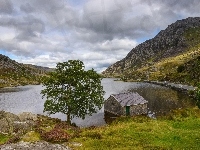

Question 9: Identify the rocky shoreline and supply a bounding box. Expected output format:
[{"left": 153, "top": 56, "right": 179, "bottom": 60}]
[
  {"left": 143, "top": 80, "right": 197, "bottom": 93},
  {"left": 0, "top": 111, "right": 73, "bottom": 150}
]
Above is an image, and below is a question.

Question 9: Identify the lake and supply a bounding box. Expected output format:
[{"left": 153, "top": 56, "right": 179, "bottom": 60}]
[{"left": 0, "top": 78, "right": 196, "bottom": 127}]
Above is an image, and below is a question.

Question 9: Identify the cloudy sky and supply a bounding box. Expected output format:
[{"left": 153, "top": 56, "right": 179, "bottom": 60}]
[{"left": 0, "top": 0, "right": 200, "bottom": 72}]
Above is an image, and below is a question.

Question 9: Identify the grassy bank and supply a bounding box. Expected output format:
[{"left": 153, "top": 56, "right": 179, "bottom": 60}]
[{"left": 71, "top": 107, "right": 200, "bottom": 150}]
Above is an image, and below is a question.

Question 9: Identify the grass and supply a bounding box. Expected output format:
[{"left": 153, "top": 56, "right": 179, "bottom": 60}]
[
  {"left": 0, "top": 134, "right": 10, "bottom": 145},
  {"left": 21, "top": 131, "right": 41, "bottom": 142},
  {"left": 70, "top": 107, "right": 200, "bottom": 150}
]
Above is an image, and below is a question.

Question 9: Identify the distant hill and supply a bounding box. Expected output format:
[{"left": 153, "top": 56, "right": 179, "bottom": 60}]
[
  {"left": 102, "top": 17, "right": 200, "bottom": 86},
  {"left": 0, "top": 54, "right": 53, "bottom": 87}
]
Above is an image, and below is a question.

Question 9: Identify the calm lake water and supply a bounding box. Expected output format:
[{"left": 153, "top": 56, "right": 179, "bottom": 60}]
[{"left": 0, "top": 78, "right": 196, "bottom": 126}]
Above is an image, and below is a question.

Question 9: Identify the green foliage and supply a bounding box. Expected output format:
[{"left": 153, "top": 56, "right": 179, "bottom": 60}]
[
  {"left": 177, "top": 64, "right": 185, "bottom": 73},
  {"left": 0, "top": 134, "right": 10, "bottom": 145},
  {"left": 195, "top": 83, "right": 200, "bottom": 108},
  {"left": 188, "top": 90, "right": 195, "bottom": 96},
  {"left": 21, "top": 131, "right": 41, "bottom": 142},
  {"left": 196, "top": 84, "right": 200, "bottom": 100},
  {"left": 41, "top": 60, "right": 105, "bottom": 124}
]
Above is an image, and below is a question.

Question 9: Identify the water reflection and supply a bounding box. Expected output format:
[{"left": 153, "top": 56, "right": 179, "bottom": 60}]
[{"left": 127, "top": 83, "right": 195, "bottom": 117}]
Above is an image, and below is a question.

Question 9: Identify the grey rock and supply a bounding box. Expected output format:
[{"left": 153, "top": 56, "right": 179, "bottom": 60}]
[
  {"left": 0, "top": 112, "right": 37, "bottom": 134},
  {"left": 0, "top": 111, "right": 20, "bottom": 134},
  {"left": 0, "top": 141, "right": 71, "bottom": 150},
  {"left": 18, "top": 112, "right": 37, "bottom": 122}
]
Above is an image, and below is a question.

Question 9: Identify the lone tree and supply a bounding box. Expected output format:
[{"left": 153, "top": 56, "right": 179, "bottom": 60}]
[{"left": 41, "top": 60, "right": 105, "bottom": 124}]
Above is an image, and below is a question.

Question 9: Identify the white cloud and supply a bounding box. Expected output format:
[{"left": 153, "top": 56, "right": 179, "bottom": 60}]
[
  {"left": 1, "top": 0, "right": 200, "bottom": 73},
  {"left": 98, "top": 38, "right": 137, "bottom": 51},
  {"left": 0, "top": 27, "right": 16, "bottom": 41}
]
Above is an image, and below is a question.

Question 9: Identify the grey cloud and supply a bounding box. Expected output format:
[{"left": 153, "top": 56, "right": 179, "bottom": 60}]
[
  {"left": 0, "top": 0, "right": 13, "bottom": 14},
  {"left": 73, "top": 1, "right": 160, "bottom": 43},
  {"left": 34, "top": 1, "right": 78, "bottom": 33},
  {"left": 80, "top": 2, "right": 129, "bottom": 35},
  {"left": 0, "top": 19, "right": 44, "bottom": 43},
  {"left": 9, "top": 0, "right": 148, "bottom": 44},
  {"left": 173, "top": 0, "right": 200, "bottom": 14},
  {"left": 143, "top": 0, "right": 200, "bottom": 15},
  {"left": 0, "top": 39, "right": 29, "bottom": 56},
  {"left": 20, "top": 3, "right": 34, "bottom": 13},
  {"left": 15, "top": 15, "right": 45, "bottom": 41},
  {"left": 0, "top": 15, "right": 45, "bottom": 35},
  {"left": 26, "top": 0, "right": 65, "bottom": 13},
  {"left": 157, "top": 0, "right": 194, "bottom": 8},
  {"left": 79, "top": 0, "right": 200, "bottom": 42},
  {"left": 0, "top": 38, "right": 66, "bottom": 58}
]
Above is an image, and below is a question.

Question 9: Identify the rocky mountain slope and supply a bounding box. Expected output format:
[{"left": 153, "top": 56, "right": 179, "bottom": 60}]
[
  {"left": 0, "top": 54, "right": 52, "bottom": 87},
  {"left": 102, "top": 17, "right": 200, "bottom": 86}
]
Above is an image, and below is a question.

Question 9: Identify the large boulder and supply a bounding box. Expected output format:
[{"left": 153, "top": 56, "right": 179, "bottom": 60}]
[
  {"left": 18, "top": 112, "right": 37, "bottom": 122},
  {"left": 0, "top": 111, "right": 37, "bottom": 134},
  {"left": 0, "top": 111, "right": 20, "bottom": 134}
]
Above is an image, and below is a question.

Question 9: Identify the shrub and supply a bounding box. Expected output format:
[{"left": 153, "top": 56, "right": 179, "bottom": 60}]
[
  {"left": 188, "top": 90, "right": 195, "bottom": 96},
  {"left": 41, "top": 128, "right": 70, "bottom": 142},
  {"left": 177, "top": 65, "right": 185, "bottom": 73},
  {"left": 6, "top": 136, "right": 20, "bottom": 144},
  {"left": 195, "top": 83, "right": 200, "bottom": 108},
  {"left": 85, "top": 131, "right": 102, "bottom": 139}
]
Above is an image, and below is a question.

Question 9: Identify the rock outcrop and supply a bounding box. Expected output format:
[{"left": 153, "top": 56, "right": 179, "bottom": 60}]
[
  {"left": 0, "top": 112, "right": 79, "bottom": 149},
  {"left": 102, "top": 17, "right": 200, "bottom": 77},
  {"left": 0, "top": 111, "right": 37, "bottom": 134}
]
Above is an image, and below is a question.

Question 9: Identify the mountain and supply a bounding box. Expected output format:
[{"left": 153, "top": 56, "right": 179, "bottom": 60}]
[
  {"left": 0, "top": 54, "right": 52, "bottom": 87},
  {"left": 102, "top": 17, "right": 200, "bottom": 86}
]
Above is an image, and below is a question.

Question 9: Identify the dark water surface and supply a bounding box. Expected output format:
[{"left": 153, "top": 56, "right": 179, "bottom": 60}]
[{"left": 0, "top": 78, "right": 196, "bottom": 126}]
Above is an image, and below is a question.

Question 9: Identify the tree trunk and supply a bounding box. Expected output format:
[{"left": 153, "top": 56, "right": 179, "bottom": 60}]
[{"left": 66, "top": 112, "right": 71, "bottom": 125}]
